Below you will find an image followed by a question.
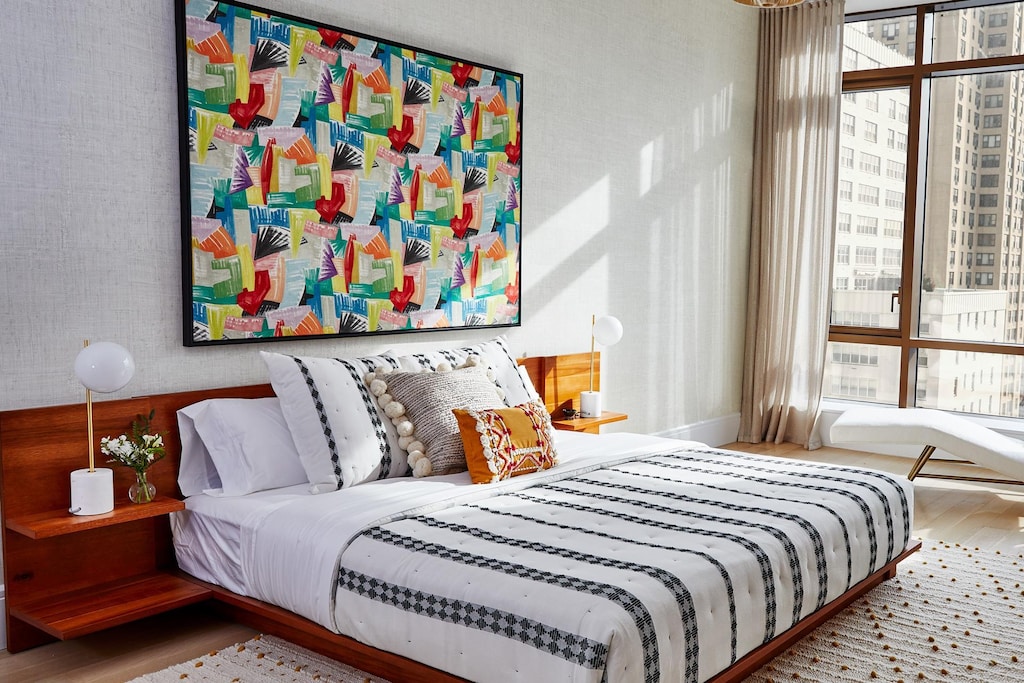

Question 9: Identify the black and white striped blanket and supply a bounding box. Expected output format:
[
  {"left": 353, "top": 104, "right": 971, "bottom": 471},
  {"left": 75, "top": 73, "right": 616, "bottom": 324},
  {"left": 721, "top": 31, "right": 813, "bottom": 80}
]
[{"left": 332, "top": 446, "right": 914, "bottom": 682}]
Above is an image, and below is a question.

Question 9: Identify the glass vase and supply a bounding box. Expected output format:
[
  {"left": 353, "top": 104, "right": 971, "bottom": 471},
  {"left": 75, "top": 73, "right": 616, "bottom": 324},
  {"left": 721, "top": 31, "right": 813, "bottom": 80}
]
[{"left": 128, "top": 470, "right": 156, "bottom": 504}]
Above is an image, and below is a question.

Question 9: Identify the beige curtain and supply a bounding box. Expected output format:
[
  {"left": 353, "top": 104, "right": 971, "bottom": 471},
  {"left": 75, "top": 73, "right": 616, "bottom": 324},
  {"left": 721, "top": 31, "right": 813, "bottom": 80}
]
[{"left": 738, "top": 0, "right": 844, "bottom": 449}]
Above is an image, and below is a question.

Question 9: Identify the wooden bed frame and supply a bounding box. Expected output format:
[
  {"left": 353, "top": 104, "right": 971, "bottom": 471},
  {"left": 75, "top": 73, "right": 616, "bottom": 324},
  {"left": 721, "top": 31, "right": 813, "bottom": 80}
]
[{"left": 0, "top": 352, "right": 920, "bottom": 681}]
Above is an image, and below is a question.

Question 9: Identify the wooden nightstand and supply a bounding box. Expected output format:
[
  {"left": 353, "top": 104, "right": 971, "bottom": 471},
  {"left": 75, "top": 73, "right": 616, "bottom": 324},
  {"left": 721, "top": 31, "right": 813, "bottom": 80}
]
[
  {"left": 4, "top": 496, "right": 210, "bottom": 644},
  {"left": 550, "top": 411, "right": 628, "bottom": 434}
]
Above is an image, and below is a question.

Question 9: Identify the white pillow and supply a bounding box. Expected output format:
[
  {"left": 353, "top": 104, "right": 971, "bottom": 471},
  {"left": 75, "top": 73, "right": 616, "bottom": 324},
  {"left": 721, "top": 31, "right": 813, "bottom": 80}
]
[
  {"left": 177, "top": 404, "right": 223, "bottom": 497},
  {"left": 190, "top": 397, "right": 308, "bottom": 496},
  {"left": 261, "top": 351, "right": 408, "bottom": 493},
  {"left": 394, "top": 336, "right": 533, "bottom": 407}
]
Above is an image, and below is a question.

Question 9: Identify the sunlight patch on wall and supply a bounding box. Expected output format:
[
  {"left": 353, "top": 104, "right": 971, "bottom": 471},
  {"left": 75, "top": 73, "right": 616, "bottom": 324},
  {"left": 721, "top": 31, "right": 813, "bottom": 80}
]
[{"left": 639, "top": 136, "right": 664, "bottom": 197}]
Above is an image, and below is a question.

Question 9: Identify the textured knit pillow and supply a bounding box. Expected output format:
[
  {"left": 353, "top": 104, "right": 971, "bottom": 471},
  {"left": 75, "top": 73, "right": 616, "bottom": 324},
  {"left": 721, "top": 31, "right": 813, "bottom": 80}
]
[
  {"left": 374, "top": 363, "right": 505, "bottom": 476},
  {"left": 454, "top": 401, "right": 559, "bottom": 484},
  {"left": 261, "top": 351, "right": 408, "bottom": 493},
  {"left": 393, "top": 336, "right": 534, "bottom": 407}
]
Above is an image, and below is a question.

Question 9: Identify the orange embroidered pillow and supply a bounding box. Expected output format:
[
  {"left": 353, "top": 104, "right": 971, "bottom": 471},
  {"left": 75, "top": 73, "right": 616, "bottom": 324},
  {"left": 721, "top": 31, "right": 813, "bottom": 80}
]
[{"left": 453, "top": 401, "right": 559, "bottom": 484}]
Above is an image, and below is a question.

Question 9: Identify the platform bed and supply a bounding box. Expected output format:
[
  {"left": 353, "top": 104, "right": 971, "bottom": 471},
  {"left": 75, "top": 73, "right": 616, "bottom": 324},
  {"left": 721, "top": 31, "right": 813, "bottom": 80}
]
[{"left": 1, "top": 354, "right": 919, "bottom": 682}]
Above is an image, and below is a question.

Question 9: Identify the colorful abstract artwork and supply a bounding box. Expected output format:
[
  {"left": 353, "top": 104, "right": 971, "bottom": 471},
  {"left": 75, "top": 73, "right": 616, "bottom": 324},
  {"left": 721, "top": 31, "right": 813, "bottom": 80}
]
[{"left": 176, "top": 0, "right": 522, "bottom": 345}]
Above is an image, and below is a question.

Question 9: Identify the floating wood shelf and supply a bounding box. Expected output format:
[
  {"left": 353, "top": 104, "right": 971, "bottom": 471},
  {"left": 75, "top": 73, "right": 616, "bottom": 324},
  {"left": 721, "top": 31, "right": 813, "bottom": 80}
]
[
  {"left": 9, "top": 571, "right": 210, "bottom": 640},
  {"left": 550, "top": 411, "right": 628, "bottom": 434},
  {"left": 5, "top": 496, "right": 186, "bottom": 539}
]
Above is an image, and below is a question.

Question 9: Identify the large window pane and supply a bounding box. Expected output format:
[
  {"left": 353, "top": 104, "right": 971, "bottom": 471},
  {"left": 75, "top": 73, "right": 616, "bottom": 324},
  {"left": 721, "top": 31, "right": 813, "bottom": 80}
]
[
  {"left": 931, "top": 3, "right": 1024, "bottom": 63},
  {"left": 919, "top": 70, "right": 1024, "bottom": 345},
  {"left": 916, "top": 349, "right": 1024, "bottom": 417},
  {"left": 831, "top": 86, "right": 910, "bottom": 329},
  {"left": 844, "top": 16, "right": 916, "bottom": 72},
  {"left": 823, "top": 343, "right": 901, "bottom": 404}
]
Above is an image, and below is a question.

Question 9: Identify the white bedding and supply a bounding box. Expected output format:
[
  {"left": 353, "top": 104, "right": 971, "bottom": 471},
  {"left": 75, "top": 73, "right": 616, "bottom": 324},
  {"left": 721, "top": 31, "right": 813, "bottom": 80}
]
[{"left": 172, "top": 432, "right": 914, "bottom": 682}]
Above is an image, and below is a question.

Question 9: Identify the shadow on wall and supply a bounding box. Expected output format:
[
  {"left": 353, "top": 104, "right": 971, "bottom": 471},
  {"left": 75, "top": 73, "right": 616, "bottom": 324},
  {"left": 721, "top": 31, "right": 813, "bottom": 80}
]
[{"left": 524, "top": 78, "right": 755, "bottom": 437}]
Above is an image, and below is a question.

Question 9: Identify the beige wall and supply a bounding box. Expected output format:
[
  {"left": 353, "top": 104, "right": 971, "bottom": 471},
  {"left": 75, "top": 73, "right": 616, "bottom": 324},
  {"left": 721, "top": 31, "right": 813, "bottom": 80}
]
[{"left": 0, "top": 0, "right": 757, "bottom": 437}]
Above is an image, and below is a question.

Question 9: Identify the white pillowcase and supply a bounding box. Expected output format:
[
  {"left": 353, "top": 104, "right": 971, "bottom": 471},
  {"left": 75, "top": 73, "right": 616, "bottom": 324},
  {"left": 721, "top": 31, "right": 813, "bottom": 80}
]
[
  {"left": 394, "top": 336, "right": 533, "bottom": 407},
  {"left": 176, "top": 397, "right": 307, "bottom": 497},
  {"left": 261, "top": 351, "right": 408, "bottom": 493},
  {"left": 177, "top": 403, "right": 223, "bottom": 497},
  {"left": 195, "top": 398, "right": 307, "bottom": 496}
]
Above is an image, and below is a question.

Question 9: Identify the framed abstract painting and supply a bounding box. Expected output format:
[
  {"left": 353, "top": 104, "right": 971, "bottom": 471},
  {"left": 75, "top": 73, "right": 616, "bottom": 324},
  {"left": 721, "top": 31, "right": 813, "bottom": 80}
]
[{"left": 175, "top": 0, "right": 522, "bottom": 346}]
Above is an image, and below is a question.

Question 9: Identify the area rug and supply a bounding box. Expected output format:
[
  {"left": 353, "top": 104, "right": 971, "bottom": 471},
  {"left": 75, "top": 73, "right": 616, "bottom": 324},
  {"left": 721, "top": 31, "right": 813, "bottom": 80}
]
[
  {"left": 132, "top": 543, "right": 1023, "bottom": 683},
  {"left": 746, "top": 541, "right": 1024, "bottom": 682}
]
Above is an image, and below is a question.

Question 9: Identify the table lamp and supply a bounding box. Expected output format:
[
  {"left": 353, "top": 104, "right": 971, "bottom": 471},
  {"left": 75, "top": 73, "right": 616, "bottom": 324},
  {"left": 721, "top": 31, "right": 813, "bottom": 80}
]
[
  {"left": 580, "top": 314, "right": 623, "bottom": 418},
  {"left": 70, "top": 340, "right": 135, "bottom": 515}
]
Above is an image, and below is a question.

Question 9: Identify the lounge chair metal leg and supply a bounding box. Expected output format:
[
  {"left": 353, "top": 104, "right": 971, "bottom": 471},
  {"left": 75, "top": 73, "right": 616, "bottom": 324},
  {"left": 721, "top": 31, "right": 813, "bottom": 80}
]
[{"left": 908, "top": 445, "right": 936, "bottom": 481}]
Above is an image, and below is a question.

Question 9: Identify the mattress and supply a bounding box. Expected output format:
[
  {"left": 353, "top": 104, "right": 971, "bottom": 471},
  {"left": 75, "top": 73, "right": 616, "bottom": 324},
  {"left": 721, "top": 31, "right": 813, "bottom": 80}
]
[{"left": 172, "top": 432, "right": 914, "bottom": 682}]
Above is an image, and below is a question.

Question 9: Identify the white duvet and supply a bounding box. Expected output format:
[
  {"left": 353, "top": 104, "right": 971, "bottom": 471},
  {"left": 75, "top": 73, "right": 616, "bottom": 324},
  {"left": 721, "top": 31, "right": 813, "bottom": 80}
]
[{"left": 172, "top": 432, "right": 914, "bottom": 682}]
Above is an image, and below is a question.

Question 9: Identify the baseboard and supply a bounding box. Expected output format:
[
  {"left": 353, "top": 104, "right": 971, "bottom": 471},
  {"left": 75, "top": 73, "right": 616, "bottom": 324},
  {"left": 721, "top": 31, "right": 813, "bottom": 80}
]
[
  {"left": 0, "top": 585, "right": 6, "bottom": 651},
  {"left": 654, "top": 412, "right": 740, "bottom": 447}
]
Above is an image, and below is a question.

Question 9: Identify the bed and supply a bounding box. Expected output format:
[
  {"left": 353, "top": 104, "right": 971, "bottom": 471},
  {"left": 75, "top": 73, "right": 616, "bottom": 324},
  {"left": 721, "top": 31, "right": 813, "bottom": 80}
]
[{"left": 0, "top": 344, "right": 918, "bottom": 682}]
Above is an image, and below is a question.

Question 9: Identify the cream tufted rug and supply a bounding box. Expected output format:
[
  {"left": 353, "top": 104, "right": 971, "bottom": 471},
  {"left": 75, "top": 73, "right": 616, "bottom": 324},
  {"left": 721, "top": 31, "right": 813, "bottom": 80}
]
[
  {"left": 132, "top": 543, "right": 1024, "bottom": 683},
  {"left": 747, "top": 541, "right": 1024, "bottom": 683}
]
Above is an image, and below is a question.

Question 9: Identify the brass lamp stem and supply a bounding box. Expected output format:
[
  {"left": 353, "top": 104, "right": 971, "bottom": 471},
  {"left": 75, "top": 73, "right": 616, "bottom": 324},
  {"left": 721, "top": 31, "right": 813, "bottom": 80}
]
[
  {"left": 589, "top": 314, "right": 596, "bottom": 393},
  {"left": 83, "top": 339, "right": 95, "bottom": 472}
]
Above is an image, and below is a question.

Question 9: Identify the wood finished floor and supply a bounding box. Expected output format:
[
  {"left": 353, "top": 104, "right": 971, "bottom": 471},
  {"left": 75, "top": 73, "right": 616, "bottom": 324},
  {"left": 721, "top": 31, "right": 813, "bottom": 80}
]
[{"left": 2, "top": 443, "right": 1023, "bottom": 681}]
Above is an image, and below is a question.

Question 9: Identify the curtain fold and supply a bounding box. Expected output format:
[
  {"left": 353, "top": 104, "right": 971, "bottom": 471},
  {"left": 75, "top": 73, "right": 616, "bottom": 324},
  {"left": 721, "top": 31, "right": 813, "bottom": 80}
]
[{"left": 738, "top": 0, "right": 844, "bottom": 449}]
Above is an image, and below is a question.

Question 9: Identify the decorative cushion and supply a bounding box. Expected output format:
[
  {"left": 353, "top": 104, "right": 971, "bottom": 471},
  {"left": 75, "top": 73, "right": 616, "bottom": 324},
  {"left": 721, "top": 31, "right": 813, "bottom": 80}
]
[
  {"left": 454, "top": 401, "right": 559, "bottom": 484},
  {"left": 261, "top": 351, "right": 407, "bottom": 493},
  {"left": 372, "top": 362, "right": 505, "bottom": 477},
  {"left": 394, "top": 336, "right": 533, "bottom": 407},
  {"left": 188, "top": 397, "right": 308, "bottom": 496}
]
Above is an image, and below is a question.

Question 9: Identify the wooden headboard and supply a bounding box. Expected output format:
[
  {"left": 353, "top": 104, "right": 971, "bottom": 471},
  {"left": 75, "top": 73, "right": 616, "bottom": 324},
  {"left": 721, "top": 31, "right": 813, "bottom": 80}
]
[{"left": 0, "top": 351, "right": 598, "bottom": 650}]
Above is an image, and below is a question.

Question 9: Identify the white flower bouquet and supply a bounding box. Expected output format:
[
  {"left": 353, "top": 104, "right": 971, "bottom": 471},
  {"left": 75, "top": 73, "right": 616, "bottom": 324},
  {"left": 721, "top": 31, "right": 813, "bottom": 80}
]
[{"left": 100, "top": 410, "right": 166, "bottom": 502}]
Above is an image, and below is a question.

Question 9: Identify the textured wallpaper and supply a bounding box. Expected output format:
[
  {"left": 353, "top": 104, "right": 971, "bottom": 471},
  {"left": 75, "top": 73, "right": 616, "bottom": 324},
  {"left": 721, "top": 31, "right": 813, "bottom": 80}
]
[{"left": 0, "top": 0, "right": 757, "bottom": 438}]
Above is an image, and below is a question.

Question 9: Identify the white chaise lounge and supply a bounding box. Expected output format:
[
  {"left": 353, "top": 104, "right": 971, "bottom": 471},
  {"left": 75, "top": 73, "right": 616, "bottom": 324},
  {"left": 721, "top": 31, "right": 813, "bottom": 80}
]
[{"left": 830, "top": 406, "right": 1024, "bottom": 485}]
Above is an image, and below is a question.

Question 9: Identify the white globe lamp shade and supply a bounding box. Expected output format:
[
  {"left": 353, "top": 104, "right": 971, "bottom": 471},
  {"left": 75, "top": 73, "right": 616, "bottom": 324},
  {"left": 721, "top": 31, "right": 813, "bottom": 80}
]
[
  {"left": 74, "top": 342, "right": 135, "bottom": 393},
  {"left": 592, "top": 315, "right": 623, "bottom": 347}
]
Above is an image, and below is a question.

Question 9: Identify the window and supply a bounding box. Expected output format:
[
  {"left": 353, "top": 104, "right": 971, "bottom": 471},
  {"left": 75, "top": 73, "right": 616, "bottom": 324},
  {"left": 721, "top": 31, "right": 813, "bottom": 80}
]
[
  {"left": 838, "top": 212, "right": 851, "bottom": 233},
  {"left": 834, "top": 13, "right": 1024, "bottom": 418},
  {"left": 864, "top": 121, "right": 878, "bottom": 142},
  {"left": 860, "top": 153, "right": 881, "bottom": 174},
  {"left": 865, "top": 92, "right": 879, "bottom": 111},
  {"left": 985, "top": 74, "right": 1006, "bottom": 88},
  {"left": 832, "top": 344, "right": 879, "bottom": 365},
  {"left": 839, "top": 180, "right": 853, "bottom": 201},
  {"left": 855, "top": 246, "right": 877, "bottom": 265},
  {"left": 857, "top": 216, "right": 878, "bottom": 234},
  {"left": 837, "top": 244, "right": 850, "bottom": 264},
  {"left": 882, "top": 22, "right": 899, "bottom": 40},
  {"left": 858, "top": 184, "right": 880, "bottom": 204},
  {"left": 841, "top": 146, "right": 854, "bottom": 168},
  {"left": 885, "top": 189, "right": 904, "bottom": 208},
  {"left": 835, "top": 277, "right": 849, "bottom": 290},
  {"left": 842, "top": 113, "right": 856, "bottom": 135}
]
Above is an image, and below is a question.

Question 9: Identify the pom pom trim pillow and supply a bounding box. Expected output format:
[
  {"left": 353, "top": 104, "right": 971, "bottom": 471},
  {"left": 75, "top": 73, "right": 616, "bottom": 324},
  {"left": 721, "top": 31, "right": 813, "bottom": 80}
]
[
  {"left": 394, "top": 336, "right": 535, "bottom": 407},
  {"left": 367, "top": 358, "right": 505, "bottom": 477},
  {"left": 454, "top": 401, "right": 559, "bottom": 484},
  {"left": 261, "top": 351, "right": 407, "bottom": 493}
]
